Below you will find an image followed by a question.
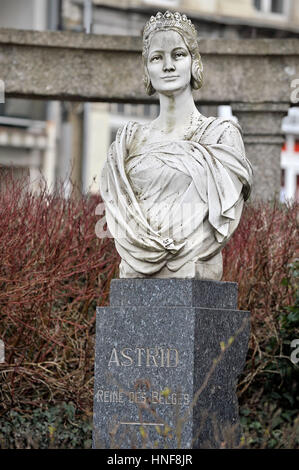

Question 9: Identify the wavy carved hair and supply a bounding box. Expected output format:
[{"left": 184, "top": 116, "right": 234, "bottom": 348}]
[{"left": 142, "top": 27, "right": 204, "bottom": 96}]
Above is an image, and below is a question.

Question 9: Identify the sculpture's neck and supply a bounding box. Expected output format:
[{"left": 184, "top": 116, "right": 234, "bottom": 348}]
[{"left": 157, "top": 86, "right": 199, "bottom": 134}]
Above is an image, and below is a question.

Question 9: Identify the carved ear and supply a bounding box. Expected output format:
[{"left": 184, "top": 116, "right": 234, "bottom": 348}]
[
  {"left": 143, "top": 66, "right": 156, "bottom": 96},
  {"left": 191, "top": 54, "right": 204, "bottom": 90}
]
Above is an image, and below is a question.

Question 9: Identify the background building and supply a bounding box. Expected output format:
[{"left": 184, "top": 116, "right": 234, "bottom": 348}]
[
  {"left": 0, "top": 0, "right": 61, "bottom": 192},
  {"left": 0, "top": 0, "right": 298, "bottom": 199},
  {"left": 281, "top": 107, "right": 299, "bottom": 201}
]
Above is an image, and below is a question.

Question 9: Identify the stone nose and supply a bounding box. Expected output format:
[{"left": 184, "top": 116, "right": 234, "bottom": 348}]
[{"left": 163, "top": 55, "right": 175, "bottom": 72}]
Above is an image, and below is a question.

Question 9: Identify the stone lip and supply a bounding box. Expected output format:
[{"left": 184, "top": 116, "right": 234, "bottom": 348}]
[{"left": 109, "top": 278, "right": 238, "bottom": 309}]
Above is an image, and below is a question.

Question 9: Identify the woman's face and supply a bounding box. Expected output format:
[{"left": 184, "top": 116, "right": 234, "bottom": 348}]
[{"left": 147, "top": 30, "right": 192, "bottom": 96}]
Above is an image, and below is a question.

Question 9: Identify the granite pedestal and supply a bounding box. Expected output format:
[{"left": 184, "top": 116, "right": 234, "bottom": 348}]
[{"left": 93, "top": 279, "right": 250, "bottom": 449}]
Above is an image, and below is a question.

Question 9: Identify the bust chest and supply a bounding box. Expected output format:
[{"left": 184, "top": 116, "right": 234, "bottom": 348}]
[{"left": 128, "top": 124, "right": 187, "bottom": 155}]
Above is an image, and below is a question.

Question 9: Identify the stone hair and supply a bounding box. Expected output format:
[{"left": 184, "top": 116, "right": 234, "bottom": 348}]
[{"left": 142, "top": 26, "right": 204, "bottom": 96}]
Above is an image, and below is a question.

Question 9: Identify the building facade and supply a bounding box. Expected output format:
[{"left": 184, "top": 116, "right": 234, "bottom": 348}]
[
  {"left": 0, "top": 0, "right": 61, "bottom": 192},
  {"left": 0, "top": 0, "right": 298, "bottom": 199}
]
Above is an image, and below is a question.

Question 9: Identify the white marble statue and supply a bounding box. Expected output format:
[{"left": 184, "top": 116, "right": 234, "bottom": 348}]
[{"left": 100, "top": 11, "right": 253, "bottom": 280}]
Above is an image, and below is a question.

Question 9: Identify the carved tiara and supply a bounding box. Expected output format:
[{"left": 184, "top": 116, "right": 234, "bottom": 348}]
[{"left": 143, "top": 11, "right": 197, "bottom": 42}]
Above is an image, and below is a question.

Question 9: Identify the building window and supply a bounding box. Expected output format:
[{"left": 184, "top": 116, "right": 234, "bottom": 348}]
[
  {"left": 117, "top": 103, "right": 125, "bottom": 114},
  {"left": 143, "top": 0, "right": 180, "bottom": 7},
  {"left": 281, "top": 168, "right": 285, "bottom": 187},
  {"left": 253, "top": 0, "right": 287, "bottom": 15},
  {"left": 272, "top": 0, "right": 284, "bottom": 13}
]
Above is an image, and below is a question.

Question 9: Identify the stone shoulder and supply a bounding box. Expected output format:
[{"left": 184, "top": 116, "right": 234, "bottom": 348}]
[{"left": 208, "top": 117, "right": 245, "bottom": 153}]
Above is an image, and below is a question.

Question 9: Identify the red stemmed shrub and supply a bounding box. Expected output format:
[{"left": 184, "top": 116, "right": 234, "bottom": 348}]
[
  {"left": 223, "top": 201, "right": 298, "bottom": 425},
  {"left": 0, "top": 170, "right": 119, "bottom": 414},
  {"left": 223, "top": 200, "right": 298, "bottom": 320},
  {"left": 0, "top": 168, "right": 298, "bottom": 444}
]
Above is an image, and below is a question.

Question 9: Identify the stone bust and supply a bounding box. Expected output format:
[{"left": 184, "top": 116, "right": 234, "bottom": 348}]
[{"left": 100, "top": 11, "right": 253, "bottom": 280}]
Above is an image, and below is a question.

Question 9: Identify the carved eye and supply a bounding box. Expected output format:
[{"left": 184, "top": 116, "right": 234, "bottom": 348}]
[
  {"left": 150, "top": 55, "right": 161, "bottom": 62},
  {"left": 174, "top": 51, "right": 185, "bottom": 59}
]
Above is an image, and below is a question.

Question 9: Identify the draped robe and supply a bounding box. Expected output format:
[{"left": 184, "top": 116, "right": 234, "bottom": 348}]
[{"left": 100, "top": 117, "right": 253, "bottom": 279}]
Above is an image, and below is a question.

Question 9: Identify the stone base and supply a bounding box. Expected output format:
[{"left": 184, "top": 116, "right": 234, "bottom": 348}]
[
  {"left": 119, "top": 252, "right": 223, "bottom": 280},
  {"left": 93, "top": 279, "right": 250, "bottom": 449}
]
